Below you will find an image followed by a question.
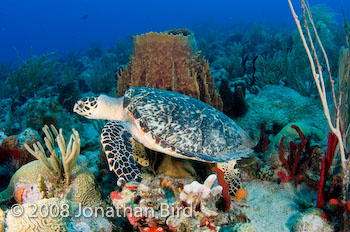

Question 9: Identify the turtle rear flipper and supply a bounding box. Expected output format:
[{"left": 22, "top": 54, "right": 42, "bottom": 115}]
[{"left": 101, "top": 121, "right": 142, "bottom": 186}]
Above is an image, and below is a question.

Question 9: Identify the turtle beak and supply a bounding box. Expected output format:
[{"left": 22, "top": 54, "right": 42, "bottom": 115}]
[
  {"left": 73, "top": 101, "right": 83, "bottom": 115},
  {"left": 73, "top": 103, "right": 78, "bottom": 113}
]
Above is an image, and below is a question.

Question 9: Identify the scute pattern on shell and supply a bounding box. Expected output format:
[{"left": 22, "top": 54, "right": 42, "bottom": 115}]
[
  {"left": 124, "top": 87, "right": 254, "bottom": 162},
  {"left": 131, "top": 138, "right": 150, "bottom": 167}
]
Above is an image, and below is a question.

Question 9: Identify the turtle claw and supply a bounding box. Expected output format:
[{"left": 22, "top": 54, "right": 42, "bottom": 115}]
[
  {"left": 117, "top": 174, "right": 142, "bottom": 187},
  {"left": 117, "top": 177, "right": 126, "bottom": 187},
  {"left": 136, "top": 175, "right": 142, "bottom": 182}
]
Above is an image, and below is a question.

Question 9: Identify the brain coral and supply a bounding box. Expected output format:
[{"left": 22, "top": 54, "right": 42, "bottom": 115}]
[
  {"left": 0, "top": 160, "right": 104, "bottom": 208},
  {"left": 6, "top": 198, "right": 69, "bottom": 232},
  {"left": 5, "top": 198, "right": 113, "bottom": 232}
]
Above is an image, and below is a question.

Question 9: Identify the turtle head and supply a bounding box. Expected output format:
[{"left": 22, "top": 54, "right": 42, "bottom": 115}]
[
  {"left": 73, "top": 96, "right": 100, "bottom": 119},
  {"left": 74, "top": 95, "right": 125, "bottom": 120}
]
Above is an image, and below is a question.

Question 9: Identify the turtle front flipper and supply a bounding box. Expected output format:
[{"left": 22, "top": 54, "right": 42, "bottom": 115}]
[{"left": 101, "top": 121, "right": 142, "bottom": 186}]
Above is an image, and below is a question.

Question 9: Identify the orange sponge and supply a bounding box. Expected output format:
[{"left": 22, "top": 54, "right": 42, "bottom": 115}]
[
  {"left": 235, "top": 187, "right": 248, "bottom": 202},
  {"left": 14, "top": 187, "right": 24, "bottom": 204}
]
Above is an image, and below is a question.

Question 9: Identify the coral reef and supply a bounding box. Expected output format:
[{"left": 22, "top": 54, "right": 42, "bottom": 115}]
[
  {"left": 179, "top": 174, "right": 222, "bottom": 204},
  {"left": 255, "top": 51, "right": 286, "bottom": 86},
  {"left": 1, "top": 136, "right": 19, "bottom": 153},
  {"left": 0, "top": 136, "right": 22, "bottom": 169},
  {"left": 24, "top": 125, "right": 80, "bottom": 184},
  {"left": 293, "top": 208, "right": 333, "bottom": 232},
  {"left": 111, "top": 174, "right": 248, "bottom": 231},
  {"left": 236, "top": 155, "right": 263, "bottom": 182},
  {"left": 0, "top": 8, "right": 348, "bottom": 229},
  {"left": 0, "top": 125, "right": 104, "bottom": 208},
  {"left": 79, "top": 53, "right": 118, "bottom": 95},
  {"left": 219, "top": 78, "right": 248, "bottom": 119},
  {"left": 67, "top": 170, "right": 105, "bottom": 207},
  {"left": 1, "top": 157, "right": 104, "bottom": 208},
  {"left": 241, "top": 181, "right": 305, "bottom": 231},
  {"left": 236, "top": 85, "right": 327, "bottom": 143},
  {"left": 0, "top": 130, "right": 39, "bottom": 190},
  {"left": 277, "top": 125, "right": 309, "bottom": 183},
  {"left": 7, "top": 53, "right": 58, "bottom": 100},
  {"left": 317, "top": 133, "right": 338, "bottom": 209},
  {"left": 233, "top": 222, "right": 257, "bottom": 232},
  {"left": 25, "top": 98, "right": 61, "bottom": 133},
  {"left": 57, "top": 67, "right": 81, "bottom": 113}
]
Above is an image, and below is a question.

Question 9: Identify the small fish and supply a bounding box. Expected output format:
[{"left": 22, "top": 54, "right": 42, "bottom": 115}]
[{"left": 82, "top": 14, "right": 88, "bottom": 20}]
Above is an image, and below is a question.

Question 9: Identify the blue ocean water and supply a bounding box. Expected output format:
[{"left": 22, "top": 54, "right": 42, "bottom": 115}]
[
  {"left": 1, "top": 0, "right": 350, "bottom": 231},
  {"left": 0, "top": 0, "right": 349, "bottom": 63}
]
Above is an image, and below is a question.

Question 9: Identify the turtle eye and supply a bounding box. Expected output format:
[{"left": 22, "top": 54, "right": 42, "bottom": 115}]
[{"left": 79, "top": 103, "right": 84, "bottom": 108}]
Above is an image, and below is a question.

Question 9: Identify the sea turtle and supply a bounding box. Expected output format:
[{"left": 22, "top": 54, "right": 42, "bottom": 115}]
[{"left": 73, "top": 87, "right": 254, "bottom": 186}]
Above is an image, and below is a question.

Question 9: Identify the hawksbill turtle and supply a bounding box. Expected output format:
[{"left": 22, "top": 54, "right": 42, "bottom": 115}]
[{"left": 73, "top": 87, "right": 254, "bottom": 186}]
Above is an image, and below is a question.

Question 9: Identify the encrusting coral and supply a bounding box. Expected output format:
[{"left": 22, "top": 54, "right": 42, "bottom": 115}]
[{"left": 110, "top": 173, "right": 248, "bottom": 231}]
